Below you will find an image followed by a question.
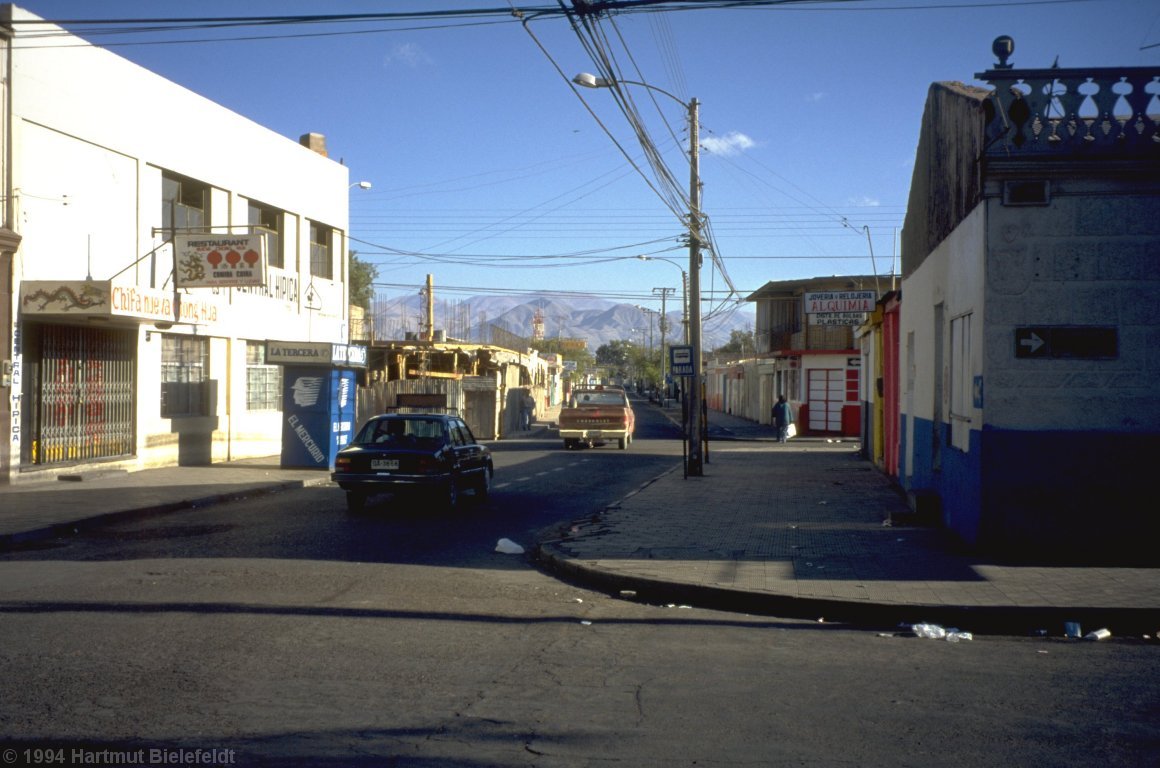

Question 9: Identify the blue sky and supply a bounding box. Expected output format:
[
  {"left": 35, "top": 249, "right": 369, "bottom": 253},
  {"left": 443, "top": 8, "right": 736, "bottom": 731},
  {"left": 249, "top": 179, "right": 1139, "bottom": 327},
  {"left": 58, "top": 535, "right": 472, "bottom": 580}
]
[{"left": 14, "top": 0, "right": 1160, "bottom": 333}]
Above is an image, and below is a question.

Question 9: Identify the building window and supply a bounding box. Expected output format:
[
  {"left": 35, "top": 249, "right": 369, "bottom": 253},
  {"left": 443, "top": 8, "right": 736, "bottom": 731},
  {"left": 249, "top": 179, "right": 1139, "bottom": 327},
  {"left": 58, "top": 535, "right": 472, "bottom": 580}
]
[
  {"left": 309, "top": 221, "right": 332, "bottom": 279},
  {"left": 162, "top": 173, "right": 209, "bottom": 235},
  {"left": 950, "top": 313, "right": 972, "bottom": 421},
  {"left": 248, "top": 200, "right": 283, "bottom": 269},
  {"left": 246, "top": 341, "right": 282, "bottom": 411},
  {"left": 161, "top": 335, "right": 210, "bottom": 417}
]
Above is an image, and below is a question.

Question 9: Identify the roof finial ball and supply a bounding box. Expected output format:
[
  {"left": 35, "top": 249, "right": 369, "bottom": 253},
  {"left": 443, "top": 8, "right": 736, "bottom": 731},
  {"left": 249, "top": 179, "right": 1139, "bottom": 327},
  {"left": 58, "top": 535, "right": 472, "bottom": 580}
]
[{"left": 992, "top": 35, "right": 1014, "bottom": 69}]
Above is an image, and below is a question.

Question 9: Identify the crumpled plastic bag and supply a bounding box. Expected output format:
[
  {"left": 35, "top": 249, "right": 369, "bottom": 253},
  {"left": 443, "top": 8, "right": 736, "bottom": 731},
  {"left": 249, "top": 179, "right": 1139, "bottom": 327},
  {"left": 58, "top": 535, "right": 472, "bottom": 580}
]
[{"left": 495, "top": 538, "right": 525, "bottom": 554}]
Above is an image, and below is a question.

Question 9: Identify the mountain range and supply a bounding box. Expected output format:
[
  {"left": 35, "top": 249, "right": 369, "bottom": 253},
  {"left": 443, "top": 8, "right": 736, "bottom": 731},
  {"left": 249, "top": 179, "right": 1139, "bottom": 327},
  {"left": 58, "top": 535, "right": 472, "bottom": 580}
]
[{"left": 368, "top": 292, "right": 752, "bottom": 352}]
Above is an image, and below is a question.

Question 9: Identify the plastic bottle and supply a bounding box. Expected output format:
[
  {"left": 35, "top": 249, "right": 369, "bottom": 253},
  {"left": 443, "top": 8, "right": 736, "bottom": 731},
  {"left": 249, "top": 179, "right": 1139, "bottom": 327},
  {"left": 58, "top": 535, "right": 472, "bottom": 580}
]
[{"left": 912, "top": 623, "right": 947, "bottom": 639}]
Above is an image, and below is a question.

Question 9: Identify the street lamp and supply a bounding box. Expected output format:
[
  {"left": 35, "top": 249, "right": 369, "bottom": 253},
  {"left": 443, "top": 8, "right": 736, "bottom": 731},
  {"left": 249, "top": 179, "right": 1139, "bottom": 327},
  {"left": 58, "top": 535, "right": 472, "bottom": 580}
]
[
  {"left": 350, "top": 181, "right": 372, "bottom": 190},
  {"left": 636, "top": 306, "right": 658, "bottom": 355},
  {"left": 637, "top": 255, "right": 687, "bottom": 344},
  {"left": 578, "top": 72, "right": 705, "bottom": 475}
]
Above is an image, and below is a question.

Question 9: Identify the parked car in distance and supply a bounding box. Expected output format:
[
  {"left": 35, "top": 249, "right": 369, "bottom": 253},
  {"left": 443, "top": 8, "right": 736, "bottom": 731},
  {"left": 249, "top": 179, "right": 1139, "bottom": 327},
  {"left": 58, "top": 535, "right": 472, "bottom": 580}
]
[
  {"left": 331, "top": 412, "right": 492, "bottom": 513},
  {"left": 558, "top": 385, "right": 635, "bottom": 450}
]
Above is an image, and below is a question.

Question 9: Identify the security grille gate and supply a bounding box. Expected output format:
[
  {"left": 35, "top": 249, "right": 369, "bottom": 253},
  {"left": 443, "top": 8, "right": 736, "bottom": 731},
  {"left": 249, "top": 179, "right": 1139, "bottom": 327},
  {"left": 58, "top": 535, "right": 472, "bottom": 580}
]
[{"left": 27, "top": 325, "right": 135, "bottom": 464}]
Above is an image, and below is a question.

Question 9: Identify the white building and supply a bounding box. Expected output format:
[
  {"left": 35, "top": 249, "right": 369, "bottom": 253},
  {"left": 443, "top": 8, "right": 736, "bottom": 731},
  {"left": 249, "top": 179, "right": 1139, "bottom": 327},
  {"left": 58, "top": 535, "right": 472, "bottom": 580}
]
[
  {"left": 0, "top": 6, "right": 353, "bottom": 482},
  {"left": 898, "top": 46, "right": 1160, "bottom": 561}
]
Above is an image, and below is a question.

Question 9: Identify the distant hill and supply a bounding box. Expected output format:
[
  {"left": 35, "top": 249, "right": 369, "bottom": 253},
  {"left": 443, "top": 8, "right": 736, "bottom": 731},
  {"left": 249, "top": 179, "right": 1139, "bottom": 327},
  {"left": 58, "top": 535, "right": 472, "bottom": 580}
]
[{"left": 368, "top": 292, "right": 752, "bottom": 351}]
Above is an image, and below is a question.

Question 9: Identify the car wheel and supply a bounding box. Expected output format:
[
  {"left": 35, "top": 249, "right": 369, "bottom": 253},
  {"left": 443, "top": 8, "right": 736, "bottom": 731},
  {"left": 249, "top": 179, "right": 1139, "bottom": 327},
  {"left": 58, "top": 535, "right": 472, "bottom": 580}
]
[
  {"left": 563, "top": 438, "right": 576, "bottom": 450},
  {"left": 345, "top": 490, "right": 367, "bottom": 514},
  {"left": 442, "top": 481, "right": 459, "bottom": 511},
  {"left": 618, "top": 436, "right": 627, "bottom": 450},
  {"left": 474, "top": 468, "right": 491, "bottom": 502}
]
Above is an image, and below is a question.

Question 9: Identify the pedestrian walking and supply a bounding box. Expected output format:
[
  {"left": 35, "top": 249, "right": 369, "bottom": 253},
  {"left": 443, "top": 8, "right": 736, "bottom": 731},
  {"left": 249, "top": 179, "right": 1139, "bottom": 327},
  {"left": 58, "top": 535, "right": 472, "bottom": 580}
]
[
  {"left": 520, "top": 390, "right": 536, "bottom": 431},
  {"left": 772, "top": 394, "right": 794, "bottom": 443}
]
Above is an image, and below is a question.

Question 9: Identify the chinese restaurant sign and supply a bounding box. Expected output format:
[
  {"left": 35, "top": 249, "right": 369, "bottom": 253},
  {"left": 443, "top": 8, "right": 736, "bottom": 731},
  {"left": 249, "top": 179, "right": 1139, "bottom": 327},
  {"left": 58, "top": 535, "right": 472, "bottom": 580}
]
[
  {"left": 20, "top": 280, "right": 221, "bottom": 324},
  {"left": 174, "top": 234, "right": 266, "bottom": 288}
]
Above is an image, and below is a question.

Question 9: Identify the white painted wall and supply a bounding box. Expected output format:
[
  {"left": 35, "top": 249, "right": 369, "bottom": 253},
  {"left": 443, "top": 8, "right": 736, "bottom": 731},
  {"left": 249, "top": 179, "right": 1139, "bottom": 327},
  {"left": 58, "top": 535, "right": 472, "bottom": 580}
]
[
  {"left": 8, "top": 7, "right": 352, "bottom": 470},
  {"left": 899, "top": 205, "right": 986, "bottom": 455}
]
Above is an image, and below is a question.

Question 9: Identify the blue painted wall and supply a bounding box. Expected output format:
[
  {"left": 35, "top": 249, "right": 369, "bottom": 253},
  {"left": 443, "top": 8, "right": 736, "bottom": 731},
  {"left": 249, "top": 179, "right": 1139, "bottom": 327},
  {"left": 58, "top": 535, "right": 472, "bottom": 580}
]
[
  {"left": 901, "top": 414, "right": 982, "bottom": 544},
  {"left": 979, "top": 429, "right": 1160, "bottom": 563},
  {"left": 904, "top": 414, "right": 1160, "bottom": 562}
]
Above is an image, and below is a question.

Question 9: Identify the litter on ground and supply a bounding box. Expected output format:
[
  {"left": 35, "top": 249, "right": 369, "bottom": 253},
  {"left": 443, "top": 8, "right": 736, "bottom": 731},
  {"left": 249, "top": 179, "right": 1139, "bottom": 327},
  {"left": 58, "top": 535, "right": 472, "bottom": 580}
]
[{"left": 494, "top": 538, "right": 525, "bottom": 554}]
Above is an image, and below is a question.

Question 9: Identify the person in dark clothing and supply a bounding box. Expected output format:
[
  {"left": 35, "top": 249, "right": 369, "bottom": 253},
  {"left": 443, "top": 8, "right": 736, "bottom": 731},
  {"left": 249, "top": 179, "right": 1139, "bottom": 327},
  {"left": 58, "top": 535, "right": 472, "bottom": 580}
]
[{"left": 772, "top": 394, "right": 794, "bottom": 443}]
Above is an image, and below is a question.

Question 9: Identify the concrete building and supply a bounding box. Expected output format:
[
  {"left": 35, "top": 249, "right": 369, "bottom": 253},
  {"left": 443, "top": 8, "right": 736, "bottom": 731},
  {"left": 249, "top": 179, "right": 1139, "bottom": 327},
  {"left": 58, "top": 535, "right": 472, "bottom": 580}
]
[
  {"left": 898, "top": 40, "right": 1160, "bottom": 560},
  {"left": 0, "top": 6, "right": 353, "bottom": 482},
  {"left": 727, "top": 275, "right": 879, "bottom": 437},
  {"left": 855, "top": 290, "right": 901, "bottom": 478}
]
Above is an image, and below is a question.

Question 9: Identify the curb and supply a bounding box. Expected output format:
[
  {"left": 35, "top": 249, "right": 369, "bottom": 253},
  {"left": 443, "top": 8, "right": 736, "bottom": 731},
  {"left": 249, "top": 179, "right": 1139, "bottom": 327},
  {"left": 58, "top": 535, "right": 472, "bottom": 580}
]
[{"left": 533, "top": 544, "right": 1160, "bottom": 637}]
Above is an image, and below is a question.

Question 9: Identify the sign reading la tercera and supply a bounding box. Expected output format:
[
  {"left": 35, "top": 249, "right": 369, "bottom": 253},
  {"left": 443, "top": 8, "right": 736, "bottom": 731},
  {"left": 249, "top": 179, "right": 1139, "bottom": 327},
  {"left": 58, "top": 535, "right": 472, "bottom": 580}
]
[
  {"left": 266, "top": 340, "right": 368, "bottom": 368},
  {"left": 174, "top": 234, "right": 266, "bottom": 288},
  {"left": 803, "top": 290, "right": 877, "bottom": 326}
]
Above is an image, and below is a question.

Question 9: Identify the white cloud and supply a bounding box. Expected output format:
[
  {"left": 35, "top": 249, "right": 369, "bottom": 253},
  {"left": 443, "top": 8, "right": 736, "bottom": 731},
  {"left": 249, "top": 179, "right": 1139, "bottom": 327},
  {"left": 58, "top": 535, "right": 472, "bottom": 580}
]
[
  {"left": 806, "top": 92, "right": 827, "bottom": 102},
  {"left": 846, "top": 196, "right": 881, "bottom": 207},
  {"left": 384, "top": 42, "right": 431, "bottom": 68},
  {"left": 701, "top": 131, "right": 756, "bottom": 157}
]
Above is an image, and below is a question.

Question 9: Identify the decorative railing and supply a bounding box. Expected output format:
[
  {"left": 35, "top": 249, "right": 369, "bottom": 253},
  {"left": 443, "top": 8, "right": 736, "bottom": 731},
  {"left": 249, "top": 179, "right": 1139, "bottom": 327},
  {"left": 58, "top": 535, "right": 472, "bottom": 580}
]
[{"left": 976, "top": 66, "right": 1159, "bottom": 158}]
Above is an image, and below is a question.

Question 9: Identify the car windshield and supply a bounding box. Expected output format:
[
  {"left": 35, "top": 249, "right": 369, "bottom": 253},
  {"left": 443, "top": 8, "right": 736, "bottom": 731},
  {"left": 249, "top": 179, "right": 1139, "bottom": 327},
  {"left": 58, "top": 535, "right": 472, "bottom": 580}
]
[
  {"left": 573, "top": 392, "right": 625, "bottom": 406},
  {"left": 356, "top": 417, "right": 446, "bottom": 448}
]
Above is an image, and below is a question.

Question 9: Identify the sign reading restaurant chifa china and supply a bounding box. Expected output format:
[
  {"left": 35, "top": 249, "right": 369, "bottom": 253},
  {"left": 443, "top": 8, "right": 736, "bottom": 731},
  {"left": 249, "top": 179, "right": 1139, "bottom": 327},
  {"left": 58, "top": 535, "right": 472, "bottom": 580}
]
[{"left": 174, "top": 234, "right": 267, "bottom": 288}]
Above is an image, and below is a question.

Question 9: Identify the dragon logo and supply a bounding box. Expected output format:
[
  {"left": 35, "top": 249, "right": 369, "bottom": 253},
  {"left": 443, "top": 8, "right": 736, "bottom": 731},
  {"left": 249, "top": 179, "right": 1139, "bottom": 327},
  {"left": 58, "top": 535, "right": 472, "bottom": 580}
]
[
  {"left": 177, "top": 251, "right": 207, "bottom": 284},
  {"left": 23, "top": 284, "right": 107, "bottom": 311}
]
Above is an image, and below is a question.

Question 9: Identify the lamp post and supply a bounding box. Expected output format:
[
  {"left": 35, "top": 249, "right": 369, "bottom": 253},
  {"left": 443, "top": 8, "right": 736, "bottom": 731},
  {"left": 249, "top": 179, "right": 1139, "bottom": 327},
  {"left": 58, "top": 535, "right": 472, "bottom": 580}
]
[
  {"left": 637, "top": 305, "right": 658, "bottom": 354},
  {"left": 636, "top": 256, "right": 683, "bottom": 406},
  {"left": 637, "top": 255, "right": 687, "bottom": 344},
  {"left": 578, "top": 72, "right": 705, "bottom": 475},
  {"left": 347, "top": 180, "right": 372, "bottom": 341}
]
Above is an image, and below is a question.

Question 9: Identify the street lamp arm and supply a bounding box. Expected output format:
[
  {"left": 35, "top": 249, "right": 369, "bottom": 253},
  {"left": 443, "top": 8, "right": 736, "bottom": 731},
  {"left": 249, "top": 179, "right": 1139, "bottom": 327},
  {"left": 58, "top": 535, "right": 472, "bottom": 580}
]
[{"left": 572, "top": 72, "right": 688, "bottom": 109}]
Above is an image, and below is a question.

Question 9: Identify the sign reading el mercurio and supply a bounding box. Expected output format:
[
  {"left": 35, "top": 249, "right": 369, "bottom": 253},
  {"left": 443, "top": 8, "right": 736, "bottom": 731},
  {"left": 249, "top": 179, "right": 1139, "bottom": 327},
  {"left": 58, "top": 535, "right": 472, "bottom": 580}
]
[{"left": 803, "top": 290, "right": 877, "bottom": 326}]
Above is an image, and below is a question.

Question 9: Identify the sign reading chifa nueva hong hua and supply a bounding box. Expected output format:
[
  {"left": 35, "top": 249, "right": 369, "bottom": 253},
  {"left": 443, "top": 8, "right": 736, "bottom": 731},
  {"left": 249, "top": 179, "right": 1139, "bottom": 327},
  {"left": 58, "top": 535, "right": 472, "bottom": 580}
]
[
  {"left": 174, "top": 234, "right": 267, "bottom": 288},
  {"left": 803, "top": 290, "right": 877, "bottom": 326}
]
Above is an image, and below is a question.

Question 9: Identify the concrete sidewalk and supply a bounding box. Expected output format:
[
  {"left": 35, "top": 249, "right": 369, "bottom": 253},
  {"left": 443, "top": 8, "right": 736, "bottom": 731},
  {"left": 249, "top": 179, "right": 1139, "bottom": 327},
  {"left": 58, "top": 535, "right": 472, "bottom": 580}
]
[
  {"left": 536, "top": 402, "right": 1160, "bottom": 637},
  {"left": 1, "top": 403, "right": 1157, "bottom": 638}
]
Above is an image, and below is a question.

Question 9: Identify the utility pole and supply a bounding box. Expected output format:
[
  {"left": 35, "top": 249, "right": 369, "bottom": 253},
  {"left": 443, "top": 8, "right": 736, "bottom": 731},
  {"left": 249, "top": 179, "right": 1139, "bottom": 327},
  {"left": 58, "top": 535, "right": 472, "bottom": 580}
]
[
  {"left": 570, "top": 72, "right": 704, "bottom": 475},
  {"left": 687, "top": 97, "right": 704, "bottom": 476},
  {"left": 653, "top": 286, "right": 674, "bottom": 397},
  {"left": 424, "top": 273, "right": 434, "bottom": 342}
]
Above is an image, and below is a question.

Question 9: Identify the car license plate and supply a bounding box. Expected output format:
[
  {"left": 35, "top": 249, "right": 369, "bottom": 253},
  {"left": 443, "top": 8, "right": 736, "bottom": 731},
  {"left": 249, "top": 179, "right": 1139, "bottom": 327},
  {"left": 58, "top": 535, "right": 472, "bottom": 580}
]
[{"left": 371, "top": 459, "right": 399, "bottom": 470}]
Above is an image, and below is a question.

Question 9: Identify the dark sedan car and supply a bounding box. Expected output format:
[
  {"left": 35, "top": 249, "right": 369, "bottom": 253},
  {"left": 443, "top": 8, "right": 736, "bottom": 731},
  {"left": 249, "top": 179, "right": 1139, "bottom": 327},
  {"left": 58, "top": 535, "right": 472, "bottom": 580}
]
[{"left": 331, "top": 412, "right": 493, "bottom": 513}]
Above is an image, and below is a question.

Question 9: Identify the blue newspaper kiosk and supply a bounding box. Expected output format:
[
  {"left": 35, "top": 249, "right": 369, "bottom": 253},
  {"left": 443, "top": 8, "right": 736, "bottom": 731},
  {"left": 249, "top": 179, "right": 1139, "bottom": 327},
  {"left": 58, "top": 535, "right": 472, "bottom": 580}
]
[{"left": 267, "top": 340, "right": 367, "bottom": 470}]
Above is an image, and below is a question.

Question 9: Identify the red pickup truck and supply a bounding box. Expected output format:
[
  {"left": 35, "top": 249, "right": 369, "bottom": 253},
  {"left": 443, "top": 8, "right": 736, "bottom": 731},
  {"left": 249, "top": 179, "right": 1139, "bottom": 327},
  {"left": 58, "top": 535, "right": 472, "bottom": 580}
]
[{"left": 558, "top": 386, "right": 635, "bottom": 450}]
